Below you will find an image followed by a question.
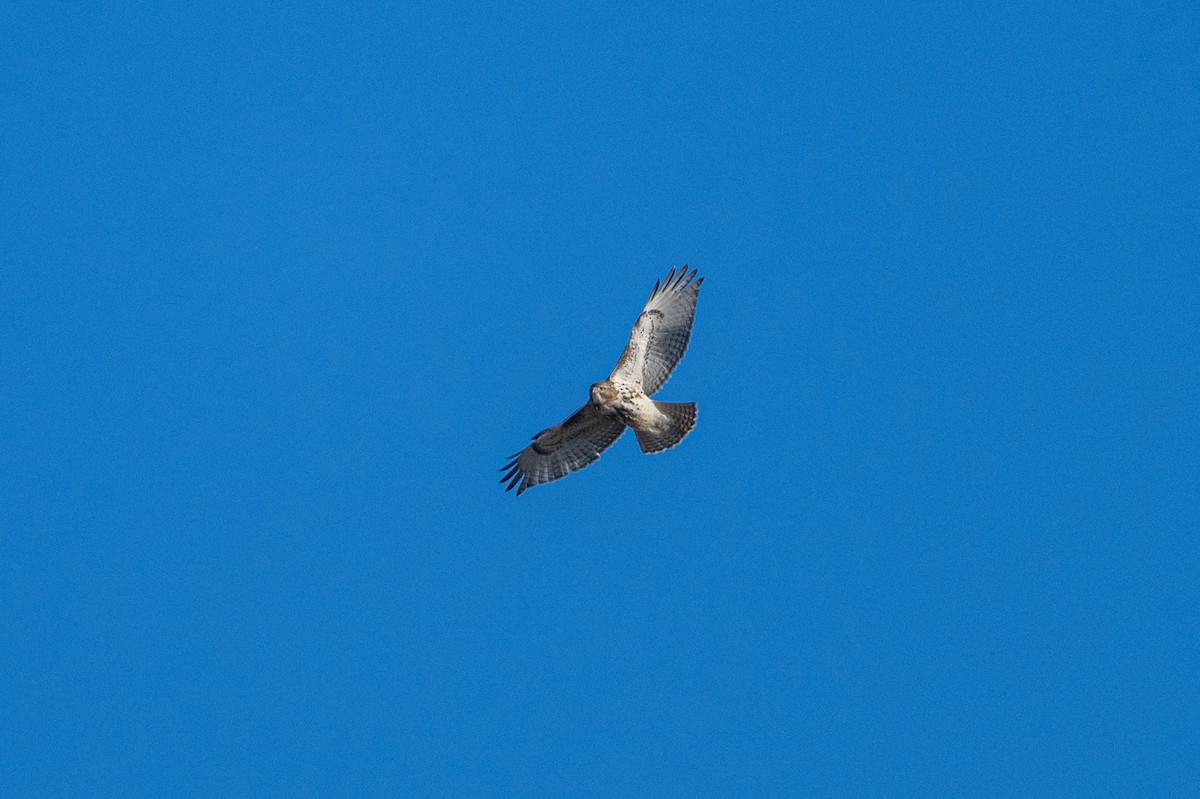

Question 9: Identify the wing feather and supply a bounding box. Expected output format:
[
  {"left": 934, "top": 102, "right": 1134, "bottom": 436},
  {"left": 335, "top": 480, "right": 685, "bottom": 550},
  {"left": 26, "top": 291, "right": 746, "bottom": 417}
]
[
  {"left": 500, "top": 403, "right": 626, "bottom": 495},
  {"left": 610, "top": 266, "right": 703, "bottom": 395}
]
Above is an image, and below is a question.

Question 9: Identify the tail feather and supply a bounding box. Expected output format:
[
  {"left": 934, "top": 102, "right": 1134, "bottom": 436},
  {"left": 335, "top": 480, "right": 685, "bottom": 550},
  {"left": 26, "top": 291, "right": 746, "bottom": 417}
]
[{"left": 635, "top": 401, "right": 698, "bottom": 454}]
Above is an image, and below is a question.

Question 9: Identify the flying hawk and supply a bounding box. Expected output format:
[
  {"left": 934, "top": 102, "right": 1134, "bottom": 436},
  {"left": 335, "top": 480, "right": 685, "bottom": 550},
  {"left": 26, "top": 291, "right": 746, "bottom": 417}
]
[{"left": 501, "top": 266, "right": 703, "bottom": 495}]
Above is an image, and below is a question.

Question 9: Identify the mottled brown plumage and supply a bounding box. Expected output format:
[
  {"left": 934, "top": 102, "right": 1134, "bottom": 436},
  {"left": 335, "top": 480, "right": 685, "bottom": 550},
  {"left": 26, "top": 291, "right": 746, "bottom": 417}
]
[{"left": 501, "top": 266, "right": 703, "bottom": 496}]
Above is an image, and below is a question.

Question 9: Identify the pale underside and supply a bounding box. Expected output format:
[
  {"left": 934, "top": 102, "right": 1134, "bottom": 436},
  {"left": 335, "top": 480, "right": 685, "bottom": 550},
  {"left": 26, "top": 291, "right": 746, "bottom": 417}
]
[{"left": 501, "top": 266, "right": 702, "bottom": 495}]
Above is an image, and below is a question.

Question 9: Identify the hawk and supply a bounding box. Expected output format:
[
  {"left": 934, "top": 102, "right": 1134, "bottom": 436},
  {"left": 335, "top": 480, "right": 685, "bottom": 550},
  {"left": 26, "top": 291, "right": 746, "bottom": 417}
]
[{"left": 501, "top": 266, "right": 703, "bottom": 495}]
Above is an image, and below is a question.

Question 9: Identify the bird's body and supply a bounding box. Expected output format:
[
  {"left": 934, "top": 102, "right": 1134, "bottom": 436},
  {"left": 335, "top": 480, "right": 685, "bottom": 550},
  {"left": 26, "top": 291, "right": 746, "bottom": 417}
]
[
  {"left": 591, "top": 382, "right": 658, "bottom": 429},
  {"left": 501, "top": 266, "right": 703, "bottom": 495}
]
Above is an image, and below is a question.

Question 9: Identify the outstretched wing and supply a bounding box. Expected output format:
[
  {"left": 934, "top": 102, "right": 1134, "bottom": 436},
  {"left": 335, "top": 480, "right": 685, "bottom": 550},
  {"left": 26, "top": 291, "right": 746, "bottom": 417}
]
[
  {"left": 500, "top": 403, "right": 626, "bottom": 495},
  {"left": 610, "top": 266, "right": 703, "bottom": 396}
]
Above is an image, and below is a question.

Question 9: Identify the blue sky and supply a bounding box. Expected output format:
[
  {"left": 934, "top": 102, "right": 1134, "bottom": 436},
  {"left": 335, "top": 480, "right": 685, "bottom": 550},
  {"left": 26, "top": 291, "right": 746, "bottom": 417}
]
[{"left": 3, "top": 2, "right": 1198, "bottom": 795}]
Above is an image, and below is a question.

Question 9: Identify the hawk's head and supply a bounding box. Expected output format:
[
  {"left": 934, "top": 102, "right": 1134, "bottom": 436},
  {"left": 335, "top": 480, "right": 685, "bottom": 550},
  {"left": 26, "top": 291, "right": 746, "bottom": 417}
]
[{"left": 590, "top": 380, "right": 619, "bottom": 410}]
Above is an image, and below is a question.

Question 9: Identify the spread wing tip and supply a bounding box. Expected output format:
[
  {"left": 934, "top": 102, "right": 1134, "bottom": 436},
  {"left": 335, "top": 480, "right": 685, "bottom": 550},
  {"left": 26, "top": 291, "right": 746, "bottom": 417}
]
[
  {"left": 499, "top": 446, "right": 534, "bottom": 494},
  {"left": 659, "top": 265, "right": 700, "bottom": 291},
  {"left": 649, "top": 265, "right": 704, "bottom": 299},
  {"left": 500, "top": 451, "right": 527, "bottom": 494}
]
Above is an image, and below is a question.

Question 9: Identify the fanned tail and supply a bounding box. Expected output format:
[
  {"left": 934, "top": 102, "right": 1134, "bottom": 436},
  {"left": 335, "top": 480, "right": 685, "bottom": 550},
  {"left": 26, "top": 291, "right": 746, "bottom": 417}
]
[{"left": 635, "top": 401, "right": 698, "bottom": 454}]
